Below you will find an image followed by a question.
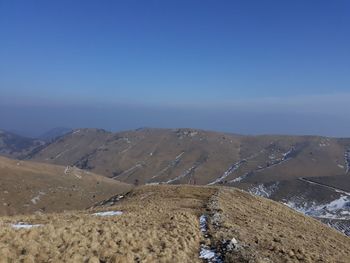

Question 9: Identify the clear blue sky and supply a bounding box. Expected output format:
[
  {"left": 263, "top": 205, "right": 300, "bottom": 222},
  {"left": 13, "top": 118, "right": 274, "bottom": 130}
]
[{"left": 0, "top": 0, "right": 349, "bottom": 136}]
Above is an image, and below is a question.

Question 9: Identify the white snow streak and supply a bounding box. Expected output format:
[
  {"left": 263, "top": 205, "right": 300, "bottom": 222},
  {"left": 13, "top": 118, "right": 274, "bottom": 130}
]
[
  {"left": 11, "top": 223, "right": 42, "bottom": 229},
  {"left": 248, "top": 183, "right": 279, "bottom": 198},
  {"left": 200, "top": 215, "right": 208, "bottom": 233},
  {"left": 345, "top": 149, "right": 350, "bottom": 173},
  {"left": 199, "top": 246, "right": 216, "bottom": 260},
  {"left": 93, "top": 211, "right": 123, "bottom": 216},
  {"left": 151, "top": 152, "right": 185, "bottom": 179},
  {"left": 31, "top": 191, "right": 46, "bottom": 205},
  {"left": 284, "top": 195, "right": 350, "bottom": 220},
  {"left": 165, "top": 166, "right": 195, "bottom": 184},
  {"left": 208, "top": 160, "right": 245, "bottom": 185},
  {"left": 228, "top": 172, "right": 249, "bottom": 183},
  {"left": 282, "top": 147, "right": 295, "bottom": 161}
]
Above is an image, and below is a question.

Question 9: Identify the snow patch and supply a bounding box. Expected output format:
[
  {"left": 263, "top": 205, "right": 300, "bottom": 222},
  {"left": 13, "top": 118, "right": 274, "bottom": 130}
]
[
  {"left": 113, "top": 164, "right": 143, "bottom": 179},
  {"left": 73, "top": 172, "right": 82, "bottom": 179},
  {"left": 199, "top": 246, "right": 217, "bottom": 260},
  {"left": 190, "top": 131, "right": 198, "bottom": 137},
  {"left": 11, "top": 223, "right": 42, "bottom": 229},
  {"left": 146, "top": 182, "right": 160, "bottom": 185},
  {"left": 345, "top": 149, "right": 350, "bottom": 173},
  {"left": 249, "top": 183, "right": 279, "bottom": 198},
  {"left": 325, "top": 196, "right": 349, "bottom": 211},
  {"left": 165, "top": 165, "right": 196, "bottom": 184},
  {"left": 31, "top": 191, "right": 46, "bottom": 205},
  {"left": 208, "top": 160, "right": 246, "bottom": 185},
  {"left": 229, "top": 172, "right": 249, "bottom": 183},
  {"left": 93, "top": 211, "right": 123, "bottom": 216},
  {"left": 282, "top": 147, "right": 295, "bottom": 161},
  {"left": 284, "top": 195, "right": 350, "bottom": 220},
  {"left": 199, "top": 215, "right": 222, "bottom": 262},
  {"left": 319, "top": 140, "right": 330, "bottom": 147},
  {"left": 200, "top": 214, "right": 208, "bottom": 233},
  {"left": 151, "top": 152, "right": 185, "bottom": 179}
]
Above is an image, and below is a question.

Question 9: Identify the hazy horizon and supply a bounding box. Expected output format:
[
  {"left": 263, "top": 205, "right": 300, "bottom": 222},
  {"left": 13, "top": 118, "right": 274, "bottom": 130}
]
[
  {"left": 1, "top": 1, "right": 349, "bottom": 137},
  {"left": 1, "top": 93, "right": 350, "bottom": 138}
]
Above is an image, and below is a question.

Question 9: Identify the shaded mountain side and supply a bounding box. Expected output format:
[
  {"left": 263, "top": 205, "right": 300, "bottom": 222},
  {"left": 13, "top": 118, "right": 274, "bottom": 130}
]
[
  {"left": 0, "top": 130, "right": 45, "bottom": 159},
  {"left": 240, "top": 176, "right": 350, "bottom": 236},
  {"left": 0, "top": 156, "right": 132, "bottom": 216},
  {"left": 308, "top": 174, "right": 350, "bottom": 192},
  {"left": 0, "top": 185, "right": 349, "bottom": 262}
]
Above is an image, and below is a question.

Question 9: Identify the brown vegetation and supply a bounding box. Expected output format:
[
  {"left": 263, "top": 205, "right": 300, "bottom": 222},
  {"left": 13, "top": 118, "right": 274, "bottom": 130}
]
[
  {"left": 0, "top": 156, "right": 132, "bottom": 216},
  {"left": 27, "top": 128, "right": 350, "bottom": 189},
  {"left": 0, "top": 185, "right": 349, "bottom": 262},
  {"left": 209, "top": 187, "right": 350, "bottom": 262}
]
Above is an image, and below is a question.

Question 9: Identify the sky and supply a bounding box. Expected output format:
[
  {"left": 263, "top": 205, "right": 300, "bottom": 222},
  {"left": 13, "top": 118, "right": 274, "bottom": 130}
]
[{"left": 0, "top": 0, "right": 349, "bottom": 137}]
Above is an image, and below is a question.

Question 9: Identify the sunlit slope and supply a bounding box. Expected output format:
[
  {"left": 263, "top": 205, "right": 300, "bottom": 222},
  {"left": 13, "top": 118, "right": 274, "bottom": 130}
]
[
  {"left": 0, "top": 156, "right": 132, "bottom": 216},
  {"left": 30, "top": 128, "right": 350, "bottom": 185},
  {"left": 0, "top": 185, "right": 349, "bottom": 262}
]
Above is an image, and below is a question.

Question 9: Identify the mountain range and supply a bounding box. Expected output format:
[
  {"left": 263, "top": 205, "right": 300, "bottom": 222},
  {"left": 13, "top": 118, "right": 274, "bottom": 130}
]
[{"left": 0, "top": 127, "right": 349, "bottom": 236}]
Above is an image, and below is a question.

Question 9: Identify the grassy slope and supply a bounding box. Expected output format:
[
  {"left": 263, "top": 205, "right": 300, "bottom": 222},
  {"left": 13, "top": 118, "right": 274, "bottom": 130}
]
[
  {"left": 0, "top": 156, "right": 132, "bottom": 216},
  {"left": 214, "top": 187, "right": 350, "bottom": 262},
  {"left": 29, "top": 129, "right": 350, "bottom": 186},
  {"left": 0, "top": 185, "right": 348, "bottom": 262}
]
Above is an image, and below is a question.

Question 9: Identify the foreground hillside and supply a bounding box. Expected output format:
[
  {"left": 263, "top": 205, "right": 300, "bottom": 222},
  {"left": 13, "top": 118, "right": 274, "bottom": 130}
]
[
  {"left": 0, "top": 185, "right": 349, "bottom": 262},
  {"left": 0, "top": 156, "right": 132, "bottom": 216}
]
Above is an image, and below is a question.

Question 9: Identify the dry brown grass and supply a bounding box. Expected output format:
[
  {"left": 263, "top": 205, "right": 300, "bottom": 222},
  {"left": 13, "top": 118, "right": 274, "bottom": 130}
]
[
  {"left": 0, "top": 156, "right": 132, "bottom": 216},
  {"left": 0, "top": 185, "right": 349, "bottom": 263},
  {"left": 210, "top": 187, "right": 350, "bottom": 262},
  {"left": 29, "top": 128, "right": 350, "bottom": 186},
  {"left": 0, "top": 185, "right": 216, "bottom": 263}
]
